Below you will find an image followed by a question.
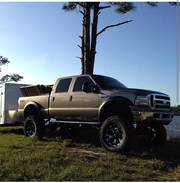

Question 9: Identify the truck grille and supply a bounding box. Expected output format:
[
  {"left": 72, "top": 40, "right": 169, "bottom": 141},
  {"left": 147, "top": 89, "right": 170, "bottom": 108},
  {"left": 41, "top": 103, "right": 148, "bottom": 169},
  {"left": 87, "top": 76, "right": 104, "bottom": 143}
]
[{"left": 150, "top": 94, "right": 170, "bottom": 110}]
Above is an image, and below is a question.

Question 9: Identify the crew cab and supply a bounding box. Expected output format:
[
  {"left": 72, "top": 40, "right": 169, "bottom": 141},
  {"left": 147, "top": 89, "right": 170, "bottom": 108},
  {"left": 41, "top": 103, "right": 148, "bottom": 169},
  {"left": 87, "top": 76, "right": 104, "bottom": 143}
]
[{"left": 18, "top": 75, "right": 173, "bottom": 152}]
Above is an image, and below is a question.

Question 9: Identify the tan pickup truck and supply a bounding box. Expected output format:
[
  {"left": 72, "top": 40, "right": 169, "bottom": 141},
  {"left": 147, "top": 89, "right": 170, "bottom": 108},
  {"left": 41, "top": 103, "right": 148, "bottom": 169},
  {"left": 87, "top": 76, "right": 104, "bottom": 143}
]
[{"left": 18, "top": 74, "right": 173, "bottom": 152}]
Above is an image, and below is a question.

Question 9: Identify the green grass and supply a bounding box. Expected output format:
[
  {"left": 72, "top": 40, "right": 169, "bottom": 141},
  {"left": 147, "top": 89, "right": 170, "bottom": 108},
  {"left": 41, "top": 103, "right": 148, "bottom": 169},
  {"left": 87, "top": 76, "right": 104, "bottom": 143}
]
[{"left": 0, "top": 126, "right": 180, "bottom": 181}]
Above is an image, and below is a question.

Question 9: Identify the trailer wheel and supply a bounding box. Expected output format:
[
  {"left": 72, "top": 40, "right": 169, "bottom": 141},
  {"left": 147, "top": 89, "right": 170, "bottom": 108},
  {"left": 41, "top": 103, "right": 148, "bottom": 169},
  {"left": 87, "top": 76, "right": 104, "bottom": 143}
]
[{"left": 24, "top": 115, "right": 44, "bottom": 139}]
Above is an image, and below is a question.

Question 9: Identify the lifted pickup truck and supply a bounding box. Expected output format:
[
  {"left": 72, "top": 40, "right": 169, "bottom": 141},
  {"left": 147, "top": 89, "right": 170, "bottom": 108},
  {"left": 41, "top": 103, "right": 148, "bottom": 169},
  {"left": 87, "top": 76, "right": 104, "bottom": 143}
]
[{"left": 18, "top": 74, "right": 173, "bottom": 152}]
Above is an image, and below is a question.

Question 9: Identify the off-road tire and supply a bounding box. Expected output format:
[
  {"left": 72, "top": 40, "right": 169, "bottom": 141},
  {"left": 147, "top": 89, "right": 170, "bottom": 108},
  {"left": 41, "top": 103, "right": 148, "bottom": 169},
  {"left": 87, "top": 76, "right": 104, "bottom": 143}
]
[
  {"left": 99, "top": 115, "right": 134, "bottom": 153},
  {"left": 136, "top": 123, "right": 167, "bottom": 145},
  {"left": 150, "top": 124, "right": 167, "bottom": 145},
  {"left": 24, "top": 115, "right": 44, "bottom": 139}
]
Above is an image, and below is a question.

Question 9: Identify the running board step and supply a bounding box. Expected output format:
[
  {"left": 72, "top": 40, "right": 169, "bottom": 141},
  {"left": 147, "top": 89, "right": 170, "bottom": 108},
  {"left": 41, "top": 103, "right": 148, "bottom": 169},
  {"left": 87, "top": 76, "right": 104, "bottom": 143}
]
[{"left": 49, "top": 119, "right": 99, "bottom": 125}]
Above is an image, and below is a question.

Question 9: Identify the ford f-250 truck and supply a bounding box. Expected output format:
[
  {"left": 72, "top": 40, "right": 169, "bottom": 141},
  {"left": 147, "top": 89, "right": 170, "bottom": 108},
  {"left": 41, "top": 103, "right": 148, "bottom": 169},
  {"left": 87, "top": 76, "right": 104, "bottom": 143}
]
[{"left": 18, "top": 75, "right": 173, "bottom": 152}]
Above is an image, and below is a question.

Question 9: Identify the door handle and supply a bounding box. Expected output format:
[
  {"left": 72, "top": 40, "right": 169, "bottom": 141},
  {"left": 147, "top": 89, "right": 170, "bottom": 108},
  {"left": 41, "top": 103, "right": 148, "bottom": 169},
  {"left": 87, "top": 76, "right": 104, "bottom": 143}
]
[
  {"left": 52, "top": 96, "right": 55, "bottom": 102},
  {"left": 69, "top": 95, "right": 73, "bottom": 101}
]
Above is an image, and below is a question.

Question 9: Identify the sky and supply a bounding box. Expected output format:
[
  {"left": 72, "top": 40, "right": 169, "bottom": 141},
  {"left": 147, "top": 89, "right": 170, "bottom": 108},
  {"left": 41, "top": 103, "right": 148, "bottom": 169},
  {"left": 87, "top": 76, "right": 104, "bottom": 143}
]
[{"left": 0, "top": 2, "right": 179, "bottom": 105}]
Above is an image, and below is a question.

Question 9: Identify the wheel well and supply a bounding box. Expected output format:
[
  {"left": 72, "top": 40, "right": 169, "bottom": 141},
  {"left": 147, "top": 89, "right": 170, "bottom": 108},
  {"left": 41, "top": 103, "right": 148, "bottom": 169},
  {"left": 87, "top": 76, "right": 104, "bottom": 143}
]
[
  {"left": 24, "top": 105, "right": 39, "bottom": 119},
  {"left": 99, "top": 102, "right": 134, "bottom": 123}
]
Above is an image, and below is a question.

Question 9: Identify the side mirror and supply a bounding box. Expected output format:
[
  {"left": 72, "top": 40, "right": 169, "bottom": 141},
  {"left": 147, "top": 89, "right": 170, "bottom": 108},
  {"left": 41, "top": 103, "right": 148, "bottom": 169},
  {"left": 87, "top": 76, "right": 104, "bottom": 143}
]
[
  {"left": 92, "top": 85, "right": 100, "bottom": 93},
  {"left": 82, "top": 82, "right": 91, "bottom": 93}
]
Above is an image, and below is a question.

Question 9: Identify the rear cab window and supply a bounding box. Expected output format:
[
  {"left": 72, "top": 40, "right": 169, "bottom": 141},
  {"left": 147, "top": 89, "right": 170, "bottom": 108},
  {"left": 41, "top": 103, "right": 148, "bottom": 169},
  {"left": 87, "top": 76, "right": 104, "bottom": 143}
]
[{"left": 56, "top": 78, "right": 72, "bottom": 93}]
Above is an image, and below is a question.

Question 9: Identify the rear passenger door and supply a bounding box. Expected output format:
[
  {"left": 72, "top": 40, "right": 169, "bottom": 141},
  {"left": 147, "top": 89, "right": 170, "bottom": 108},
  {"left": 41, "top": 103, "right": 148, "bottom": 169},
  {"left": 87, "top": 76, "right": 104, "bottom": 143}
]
[
  {"left": 69, "top": 76, "right": 100, "bottom": 121},
  {"left": 50, "top": 78, "right": 72, "bottom": 120}
]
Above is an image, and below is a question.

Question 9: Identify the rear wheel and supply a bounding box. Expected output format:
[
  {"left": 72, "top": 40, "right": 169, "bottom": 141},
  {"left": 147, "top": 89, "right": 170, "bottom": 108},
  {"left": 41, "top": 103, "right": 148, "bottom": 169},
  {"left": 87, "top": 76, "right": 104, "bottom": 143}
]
[
  {"left": 99, "top": 115, "right": 134, "bottom": 153},
  {"left": 24, "top": 115, "right": 44, "bottom": 139}
]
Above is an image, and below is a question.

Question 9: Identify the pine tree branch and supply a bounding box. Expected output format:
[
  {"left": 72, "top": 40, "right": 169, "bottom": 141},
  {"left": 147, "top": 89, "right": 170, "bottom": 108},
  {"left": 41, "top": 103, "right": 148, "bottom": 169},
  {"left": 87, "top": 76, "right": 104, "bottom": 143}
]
[
  {"left": 97, "top": 20, "right": 133, "bottom": 36},
  {"left": 0, "top": 74, "right": 23, "bottom": 83},
  {"left": 77, "top": 2, "right": 85, "bottom": 8},
  {"left": 76, "top": 56, "right": 82, "bottom": 60},
  {"left": 146, "top": 2, "right": 158, "bottom": 7},
  {"left": 79, "top": 10, "right": 84, "bottom": 15},
  {"left": 79, "top": 35, "right": 83, "bottom": 39},
  {"left": 99, "top": 5, "right": 111, "bottom": 10},
  {"left": 62, "top": 2, "right": 78, "bottom": 11},
  {"left": 0, "top": 56, "right": 10, "bottom": 66},
  {"left": 77, "top": 45, "right": 82, "bottom": 49}
]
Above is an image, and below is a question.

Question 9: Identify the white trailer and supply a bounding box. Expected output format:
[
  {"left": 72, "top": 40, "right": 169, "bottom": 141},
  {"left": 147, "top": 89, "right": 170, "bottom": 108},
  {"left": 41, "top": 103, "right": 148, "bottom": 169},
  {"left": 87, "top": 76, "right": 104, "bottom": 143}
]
[{"left": 0, "top": 83, "right": 28, "bottom": 125}]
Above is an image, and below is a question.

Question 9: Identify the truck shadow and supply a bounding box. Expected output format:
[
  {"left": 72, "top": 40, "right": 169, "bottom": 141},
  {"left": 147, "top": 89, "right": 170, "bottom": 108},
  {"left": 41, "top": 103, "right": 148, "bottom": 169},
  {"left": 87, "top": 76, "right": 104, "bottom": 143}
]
[
  {"left": 129, "top": 139, "right": 180, "bottom": 166},
  {"left": 130, "top": 140, "right": 180, "bottom": 174},
  {"left": 1, "top": 126, "right": 180, "bottom": 169},
  {"left": 44, "top": 126, "right": 101, "bottom": 147},
  {"left": 56, "top": 127, "right": 180, "bottom": 167},
  {"left": 45, "top": 126, "right": 180, "bottom": 164}
]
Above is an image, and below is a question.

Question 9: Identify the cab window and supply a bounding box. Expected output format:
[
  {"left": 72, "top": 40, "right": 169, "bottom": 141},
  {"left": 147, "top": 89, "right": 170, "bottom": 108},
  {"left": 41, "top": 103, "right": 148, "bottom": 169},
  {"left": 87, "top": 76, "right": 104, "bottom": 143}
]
[
  {"left": 73, "top": 76, "right": 94, "bottom": 92},
  {"left": 56, "top": 78, "right": 72, "bottom": 93}
]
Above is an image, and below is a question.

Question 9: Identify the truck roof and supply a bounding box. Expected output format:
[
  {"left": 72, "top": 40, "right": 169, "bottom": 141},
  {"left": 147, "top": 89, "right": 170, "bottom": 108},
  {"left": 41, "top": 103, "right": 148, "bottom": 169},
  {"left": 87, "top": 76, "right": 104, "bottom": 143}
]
[{"left": 57, "top": 74, "right": 107, "bottom": 79}]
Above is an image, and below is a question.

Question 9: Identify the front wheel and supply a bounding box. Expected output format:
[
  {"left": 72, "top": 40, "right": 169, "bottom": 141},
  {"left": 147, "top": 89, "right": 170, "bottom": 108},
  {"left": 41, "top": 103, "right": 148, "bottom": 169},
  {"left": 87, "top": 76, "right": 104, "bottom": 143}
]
[
  {"left": 24, "top": 115, "right": 44, "bottom": 139},
  {"left": 99, "top": 115, "right": 134, "bottom": 153}
]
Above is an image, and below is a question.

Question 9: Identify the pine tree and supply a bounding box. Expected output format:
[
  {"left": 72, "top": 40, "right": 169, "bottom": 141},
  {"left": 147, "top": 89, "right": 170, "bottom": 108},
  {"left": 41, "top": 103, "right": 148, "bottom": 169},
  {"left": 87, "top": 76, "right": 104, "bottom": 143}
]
[
  {"left": 63, "top": 2, "right": 176, "bottom": 74},
  {"left": 0, "top": 56, "right": 23, "bottom": 83}
]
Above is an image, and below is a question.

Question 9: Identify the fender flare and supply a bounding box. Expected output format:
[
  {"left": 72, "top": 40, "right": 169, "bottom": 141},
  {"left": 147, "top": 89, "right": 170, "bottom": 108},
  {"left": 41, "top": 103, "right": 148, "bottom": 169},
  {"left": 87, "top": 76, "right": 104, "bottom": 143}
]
[
  {"left": 98, "top": 96, "right": 133, "bottom": 122},
  {"left": 24, "top": 102, "right": 41, "bottom": 119}
]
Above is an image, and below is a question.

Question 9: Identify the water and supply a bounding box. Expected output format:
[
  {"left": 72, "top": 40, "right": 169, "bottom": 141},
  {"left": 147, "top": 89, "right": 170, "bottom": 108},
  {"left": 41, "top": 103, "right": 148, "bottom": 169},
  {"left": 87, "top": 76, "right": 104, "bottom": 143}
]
[{"left": 166, "top": 115, "right": 180, "bottom": 139}]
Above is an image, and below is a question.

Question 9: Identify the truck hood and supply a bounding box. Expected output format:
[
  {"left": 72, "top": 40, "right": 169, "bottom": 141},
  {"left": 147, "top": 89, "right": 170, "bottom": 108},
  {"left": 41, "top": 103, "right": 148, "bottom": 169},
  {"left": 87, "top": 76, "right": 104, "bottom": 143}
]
[
  {"left": 123, "top": 88, "right": 166, "bottom": 96},
  {"left": 101, "top": 88, "right": 168, "bottom": 97}
]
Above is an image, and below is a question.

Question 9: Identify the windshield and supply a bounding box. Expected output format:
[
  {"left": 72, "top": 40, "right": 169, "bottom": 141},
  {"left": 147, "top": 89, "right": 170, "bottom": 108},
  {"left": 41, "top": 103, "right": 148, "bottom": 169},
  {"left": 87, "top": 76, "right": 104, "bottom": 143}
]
[{"left": 92, "top": 75, "right": 127, "bottom": 90}]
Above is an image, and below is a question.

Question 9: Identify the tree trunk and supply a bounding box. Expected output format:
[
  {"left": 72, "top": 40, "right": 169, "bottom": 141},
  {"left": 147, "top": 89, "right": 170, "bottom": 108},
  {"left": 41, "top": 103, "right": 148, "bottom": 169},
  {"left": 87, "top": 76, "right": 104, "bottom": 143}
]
[
  {"left": 83, "top": 3, "right": 91, "bottom": 74},
  {"left": 81, "top": 24, "right": 85, "bottom": 74},
  {"left": 90, "top": 2, "right": 100, "bottom": 75}
]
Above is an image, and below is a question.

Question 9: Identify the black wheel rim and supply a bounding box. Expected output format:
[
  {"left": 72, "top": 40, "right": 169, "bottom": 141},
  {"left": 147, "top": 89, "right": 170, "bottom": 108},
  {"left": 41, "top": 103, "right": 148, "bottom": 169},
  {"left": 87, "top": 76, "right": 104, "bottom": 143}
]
[
  {"left": 25, "top": 120, "right": 36, "bottom": 137},
  {"left": 103, "top": 122, "right": 124, "bottom": 148}
]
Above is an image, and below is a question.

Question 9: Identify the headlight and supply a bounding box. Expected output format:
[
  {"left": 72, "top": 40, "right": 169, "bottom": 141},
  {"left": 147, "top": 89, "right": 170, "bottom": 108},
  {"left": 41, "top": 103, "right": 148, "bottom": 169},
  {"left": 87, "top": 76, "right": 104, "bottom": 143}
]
[{"left": 135, "top": 96, "right": 149, "bottom": 106}]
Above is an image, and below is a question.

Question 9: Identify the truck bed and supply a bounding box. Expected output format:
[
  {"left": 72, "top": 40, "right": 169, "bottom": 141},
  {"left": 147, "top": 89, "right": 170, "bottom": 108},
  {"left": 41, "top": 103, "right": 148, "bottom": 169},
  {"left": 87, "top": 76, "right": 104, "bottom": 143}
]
[
  {"left": 18, "top": 94, "right": 50, "bottom": 119},
  {"left": 20, "top": 85, "right": 53, "bottom": 96}
]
